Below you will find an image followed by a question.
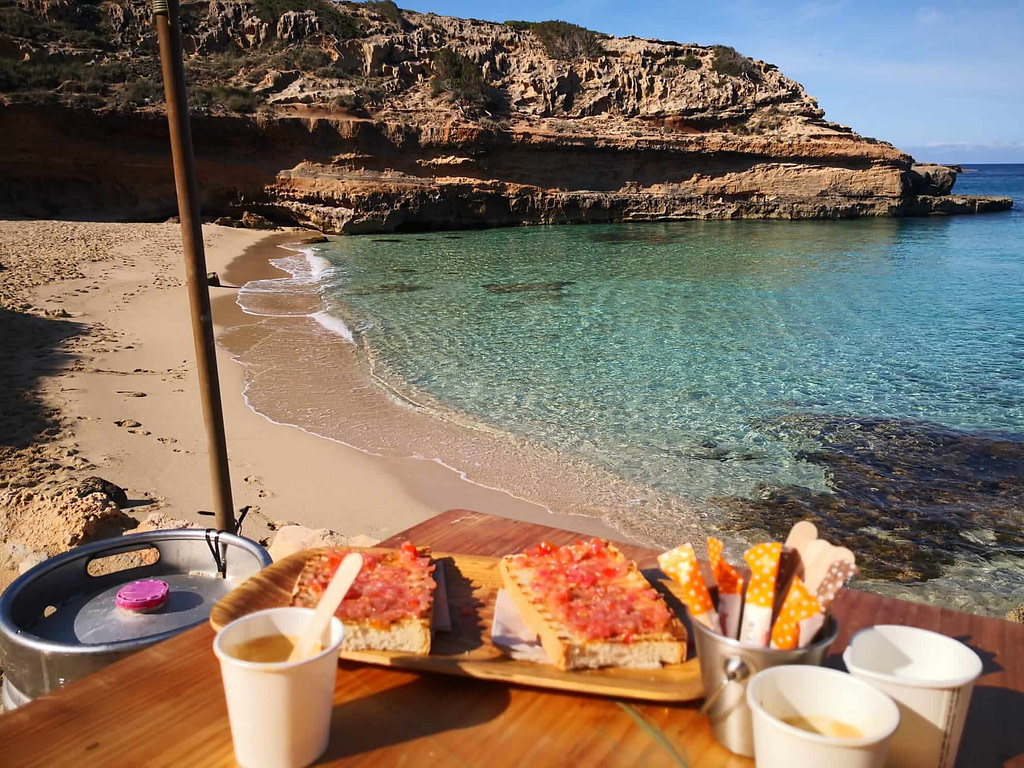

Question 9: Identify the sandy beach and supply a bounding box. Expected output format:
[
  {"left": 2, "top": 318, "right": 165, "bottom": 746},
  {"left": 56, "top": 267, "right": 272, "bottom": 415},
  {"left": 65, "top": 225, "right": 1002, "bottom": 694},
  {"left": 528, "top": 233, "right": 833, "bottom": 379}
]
[{"left": 0, "top": 219, "right": 628, "bottom": 583}]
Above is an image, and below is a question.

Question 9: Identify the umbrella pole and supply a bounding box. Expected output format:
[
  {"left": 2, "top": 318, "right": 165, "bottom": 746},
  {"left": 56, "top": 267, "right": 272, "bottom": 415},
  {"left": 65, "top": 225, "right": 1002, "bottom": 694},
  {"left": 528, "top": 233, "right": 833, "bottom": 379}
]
[{"left": 153, "top": 0, "right": 234, "bottom": 534}]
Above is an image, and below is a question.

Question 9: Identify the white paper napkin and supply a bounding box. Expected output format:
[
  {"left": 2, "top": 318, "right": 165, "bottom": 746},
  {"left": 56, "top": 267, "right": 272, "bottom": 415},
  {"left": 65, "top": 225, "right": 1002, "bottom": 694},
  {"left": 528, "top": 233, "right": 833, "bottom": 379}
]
[{"left": 490, "top": 589, "right": 550, "bottom": 663}]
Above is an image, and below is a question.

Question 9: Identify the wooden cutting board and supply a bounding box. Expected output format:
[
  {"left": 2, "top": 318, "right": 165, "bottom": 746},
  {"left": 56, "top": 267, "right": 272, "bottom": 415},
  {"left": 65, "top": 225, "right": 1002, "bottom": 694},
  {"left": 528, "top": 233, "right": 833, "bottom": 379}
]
[{"left": 210, "top": 547, "right": 704, "bottom": 702}]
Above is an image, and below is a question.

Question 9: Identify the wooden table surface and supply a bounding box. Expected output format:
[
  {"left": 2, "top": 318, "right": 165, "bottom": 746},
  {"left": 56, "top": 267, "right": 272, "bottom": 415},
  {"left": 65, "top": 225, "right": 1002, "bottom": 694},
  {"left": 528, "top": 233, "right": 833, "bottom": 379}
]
[{"left": 1, "top": 510, "right": 1021, "bottom": 767}]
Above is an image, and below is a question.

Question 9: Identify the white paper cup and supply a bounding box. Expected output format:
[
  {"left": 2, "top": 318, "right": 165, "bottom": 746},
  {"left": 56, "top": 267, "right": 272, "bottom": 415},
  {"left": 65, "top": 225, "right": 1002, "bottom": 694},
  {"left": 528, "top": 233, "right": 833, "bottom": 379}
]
[
  {"left": 213, "top": 607, "right": 344, "bottom": 768},
  {"left": 747, "top": 665, "right": 900, "bottom": 768},
  {"left": 843, "top": 625, "right": 982, "bottom": 768}
]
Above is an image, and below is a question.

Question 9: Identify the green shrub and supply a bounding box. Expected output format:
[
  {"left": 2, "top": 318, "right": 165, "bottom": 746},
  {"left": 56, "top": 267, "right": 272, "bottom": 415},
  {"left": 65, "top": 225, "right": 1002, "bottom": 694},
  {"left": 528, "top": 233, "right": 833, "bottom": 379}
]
[
  {"left": 0, "top": 56, "right": 128, "bottom": 95},
  {"left": 710, "top": 45, "right": 757, "bottom": 79},
  {"left": 504, "top": 20, "right": 602, "bottom": 60},
  {"left": 191, "top": 84, "right": 259, "bottom": 113},
  {"left": 364, "top": 0, "right": 402, "bottom": 24},
  {"left": 291, "top": 46, "right": 331, "bottom": 72},
  {"left": 429, "top": 48, "right": 484, "bottom": 104},
  {"left": 0, "top": 2, "right": 110, "bottom": 49},
  {"left": 680, "top": 52, "right": 702, "bottom": 71},
  {"left": 117, "top": 76, "right": 165, "bottom": 106}
]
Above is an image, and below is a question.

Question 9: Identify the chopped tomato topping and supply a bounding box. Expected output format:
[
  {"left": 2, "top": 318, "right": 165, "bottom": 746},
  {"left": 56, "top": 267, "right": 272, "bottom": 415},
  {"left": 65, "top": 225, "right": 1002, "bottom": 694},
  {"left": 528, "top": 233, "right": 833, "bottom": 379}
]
[
  {"left": 400, "top": 541, "right": 419, "bottom": 560},
  {"left": 292, "top": 546, "right": 435, "bottom": 628},
  {"left": 515, "top": 538, "right": 673, "bottom": 641}
]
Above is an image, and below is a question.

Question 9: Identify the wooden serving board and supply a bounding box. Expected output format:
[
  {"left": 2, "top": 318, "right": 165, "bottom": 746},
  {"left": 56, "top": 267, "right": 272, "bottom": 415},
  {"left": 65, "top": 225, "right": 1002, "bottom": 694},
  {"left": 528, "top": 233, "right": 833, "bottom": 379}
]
[{"left": 210, "top": 547, "right": 704, "bottom": 702}]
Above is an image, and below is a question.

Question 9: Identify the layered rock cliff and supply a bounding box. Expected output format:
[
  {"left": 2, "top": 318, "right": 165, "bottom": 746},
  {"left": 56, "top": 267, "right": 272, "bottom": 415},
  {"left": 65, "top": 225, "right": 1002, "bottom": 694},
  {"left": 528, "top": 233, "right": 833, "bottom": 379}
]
[{"left": 0, "top": 0, "right": 1011, "bottom": 230}]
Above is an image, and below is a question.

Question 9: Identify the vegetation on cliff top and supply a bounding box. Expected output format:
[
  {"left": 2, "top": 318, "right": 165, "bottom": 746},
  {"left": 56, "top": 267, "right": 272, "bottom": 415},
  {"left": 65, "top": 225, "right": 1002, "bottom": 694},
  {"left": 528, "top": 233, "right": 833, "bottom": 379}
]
[
  {"left": 503, "top": 20, "right": 603, "bottom": 60},
  {"left": 0, "top": 0, "right": 816, "bottom": 132}
]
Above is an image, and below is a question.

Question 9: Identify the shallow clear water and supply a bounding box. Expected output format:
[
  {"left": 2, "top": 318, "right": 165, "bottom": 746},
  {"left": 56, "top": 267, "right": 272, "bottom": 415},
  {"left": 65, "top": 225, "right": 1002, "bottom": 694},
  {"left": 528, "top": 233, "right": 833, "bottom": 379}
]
[{"left": 249, "top": 166, "right": 1024, "bottom": 614}]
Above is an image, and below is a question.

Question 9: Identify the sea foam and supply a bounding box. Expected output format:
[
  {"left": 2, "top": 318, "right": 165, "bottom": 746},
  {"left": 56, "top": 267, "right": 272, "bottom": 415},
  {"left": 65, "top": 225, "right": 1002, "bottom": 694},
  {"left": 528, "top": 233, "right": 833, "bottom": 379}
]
[
  {"left": 235, "top": 243, "right": 355, "bottom": 344},
  {"left": 311, "top": 310, "right": 355, "bottom": 344}
]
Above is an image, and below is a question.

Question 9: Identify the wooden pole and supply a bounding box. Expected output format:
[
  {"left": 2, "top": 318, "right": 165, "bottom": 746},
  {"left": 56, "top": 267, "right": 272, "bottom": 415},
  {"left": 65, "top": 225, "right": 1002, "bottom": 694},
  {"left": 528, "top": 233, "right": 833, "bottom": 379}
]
[{"left": 153, "top": 0, "right": 234, "bottom": 533}]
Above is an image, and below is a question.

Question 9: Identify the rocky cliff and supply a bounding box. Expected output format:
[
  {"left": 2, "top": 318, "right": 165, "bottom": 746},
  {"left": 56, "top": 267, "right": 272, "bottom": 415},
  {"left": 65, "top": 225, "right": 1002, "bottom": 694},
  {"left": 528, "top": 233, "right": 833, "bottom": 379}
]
[{"left": 0, "top": 0, "right": 1011, "bottom": 230}]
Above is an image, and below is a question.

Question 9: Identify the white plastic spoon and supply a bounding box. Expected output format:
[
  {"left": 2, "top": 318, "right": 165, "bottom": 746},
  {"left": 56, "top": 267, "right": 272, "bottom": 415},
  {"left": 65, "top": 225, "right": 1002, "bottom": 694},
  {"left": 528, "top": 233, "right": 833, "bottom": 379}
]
[{"left": 288, "top": 552, "right": 363, "bottom": 662}]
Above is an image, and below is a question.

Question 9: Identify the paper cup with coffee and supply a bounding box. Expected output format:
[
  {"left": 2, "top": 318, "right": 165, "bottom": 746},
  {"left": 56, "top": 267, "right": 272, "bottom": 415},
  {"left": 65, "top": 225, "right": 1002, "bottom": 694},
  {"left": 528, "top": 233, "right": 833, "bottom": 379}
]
[
  {"left": 747, "top": 665, "right": 901, "bottom": 768},
  {"left": 843, "top": 625, "right": 982, "bottom": 768},
  {"left": 214, "top": 607, "right": 344, "bottom": 768}
]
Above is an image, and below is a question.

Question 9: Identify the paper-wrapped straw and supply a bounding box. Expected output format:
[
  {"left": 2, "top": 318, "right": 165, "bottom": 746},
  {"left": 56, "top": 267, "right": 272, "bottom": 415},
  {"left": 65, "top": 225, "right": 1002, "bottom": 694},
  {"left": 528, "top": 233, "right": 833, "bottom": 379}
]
[
  {"left": 739, "top": 542, "right": 782, "bottom": 647},
  {"left": 815, "top": 560, "right": 858, "bottom": 611},
  {"left": 770, "top": 576, "right": 823, "bottom": 650},
  {"left": 707, "top": 537, "right": 744, "bottom": 639},
  {"left": 659, "top": 543, "right": 719, "bottom": 631}
]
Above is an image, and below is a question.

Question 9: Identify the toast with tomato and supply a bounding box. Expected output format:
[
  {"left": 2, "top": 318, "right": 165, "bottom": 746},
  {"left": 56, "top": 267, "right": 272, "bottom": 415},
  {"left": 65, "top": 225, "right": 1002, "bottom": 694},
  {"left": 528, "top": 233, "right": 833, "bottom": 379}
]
[
  {"left": 499, "top": 538, "right": 686, "bottom": 670},
  {"left": 290, "top": 542, "right": 435, "bottom": 654}
]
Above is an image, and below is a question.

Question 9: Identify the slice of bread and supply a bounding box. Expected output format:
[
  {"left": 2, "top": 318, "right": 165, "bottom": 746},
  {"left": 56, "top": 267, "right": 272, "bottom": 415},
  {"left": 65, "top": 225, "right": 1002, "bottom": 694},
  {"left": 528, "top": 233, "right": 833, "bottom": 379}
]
[
  {"left": 339, "top": 614, "right": 432, "bottom": 655},
  {"left": 290, "top": 547, "right": 434, "bottom": 656},
  {"left": 499, "top": 544, "right": 686, "bottom": 671}
]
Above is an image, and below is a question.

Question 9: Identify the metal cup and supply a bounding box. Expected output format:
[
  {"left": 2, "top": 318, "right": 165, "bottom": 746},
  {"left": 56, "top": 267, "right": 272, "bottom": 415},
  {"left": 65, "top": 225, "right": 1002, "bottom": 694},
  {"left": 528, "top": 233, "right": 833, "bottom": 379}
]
[{"left": 693, "top": 616, "right": 839, "bottom": 756}]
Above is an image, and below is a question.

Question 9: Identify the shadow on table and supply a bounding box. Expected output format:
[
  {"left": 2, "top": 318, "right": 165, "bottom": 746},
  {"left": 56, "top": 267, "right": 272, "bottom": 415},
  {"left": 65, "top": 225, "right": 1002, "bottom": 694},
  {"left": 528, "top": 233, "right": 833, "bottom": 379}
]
[
  {"left": 956, "top": 685, "right": 1024, "bottom": 767},
  {"left": 318, "top": 674, "right": 510, "bottom": 761}
]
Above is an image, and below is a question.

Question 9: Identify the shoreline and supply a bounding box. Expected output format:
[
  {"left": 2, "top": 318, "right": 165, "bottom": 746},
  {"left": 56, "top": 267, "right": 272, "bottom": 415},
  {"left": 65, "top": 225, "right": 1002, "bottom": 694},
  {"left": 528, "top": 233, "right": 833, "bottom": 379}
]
[
  {"left": 214, "top": 233, "right": 656, "bottom": 544},
  {"left": 2, "top": 220, "right": 625, "bottom": 560}
]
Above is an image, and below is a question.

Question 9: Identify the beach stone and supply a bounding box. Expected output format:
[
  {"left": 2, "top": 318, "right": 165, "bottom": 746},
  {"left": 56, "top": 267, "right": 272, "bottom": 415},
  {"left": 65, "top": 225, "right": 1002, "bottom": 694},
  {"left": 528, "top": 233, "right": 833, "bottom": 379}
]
[
  {"left": 267, "top": 525, "right": 380, "bottom": 561},
  {"left": 1006, "top": 603, "right": 1024, "bottom": 624},
  {"left": 73, "top": 476, "right": 128, "bottom": 508},
  {"left": 17, "top": 549, "right": 48, "bottom": 575},
  {"left": 207, "top": 271, "right": 222, "bottom": 287},
  {"left": 212, "top": 216, "right": 239, "bottom": 227},
  {"left": 241, "top": 211, "right": 276, "bottom": 230}
]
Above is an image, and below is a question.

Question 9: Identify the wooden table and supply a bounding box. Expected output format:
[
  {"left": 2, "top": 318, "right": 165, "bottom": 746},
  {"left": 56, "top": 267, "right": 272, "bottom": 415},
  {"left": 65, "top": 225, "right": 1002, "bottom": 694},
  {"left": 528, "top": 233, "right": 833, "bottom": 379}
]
[{"left": 1, "top": 510, "right": 1021, "bottom": 767}]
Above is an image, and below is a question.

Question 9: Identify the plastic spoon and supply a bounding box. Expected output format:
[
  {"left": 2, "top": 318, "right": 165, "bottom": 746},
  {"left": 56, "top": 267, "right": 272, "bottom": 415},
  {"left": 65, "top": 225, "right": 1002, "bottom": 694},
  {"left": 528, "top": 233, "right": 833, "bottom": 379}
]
[{"left": 288, "top": 552, "right": 363, "bottom": 662}]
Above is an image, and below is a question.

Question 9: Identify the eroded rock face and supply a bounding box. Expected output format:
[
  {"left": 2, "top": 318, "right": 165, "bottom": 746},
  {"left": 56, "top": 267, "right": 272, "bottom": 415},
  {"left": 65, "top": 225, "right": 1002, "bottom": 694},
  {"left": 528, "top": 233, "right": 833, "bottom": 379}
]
[
  {"left": 0, "top": 2, "right": 1012, "bottom": 227},
  {"left": 909, "top": 164, "right": 957, "bottom": 195}
]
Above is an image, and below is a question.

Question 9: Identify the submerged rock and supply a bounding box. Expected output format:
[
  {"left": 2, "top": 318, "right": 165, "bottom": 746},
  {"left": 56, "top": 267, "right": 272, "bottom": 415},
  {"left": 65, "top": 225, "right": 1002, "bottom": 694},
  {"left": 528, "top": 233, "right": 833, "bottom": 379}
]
[
  {"left": 483, "top": 281, "right": 575, "bottom": 294},
  {"left": 713, "top": 415, "right": 1024, "bottom": 584}
]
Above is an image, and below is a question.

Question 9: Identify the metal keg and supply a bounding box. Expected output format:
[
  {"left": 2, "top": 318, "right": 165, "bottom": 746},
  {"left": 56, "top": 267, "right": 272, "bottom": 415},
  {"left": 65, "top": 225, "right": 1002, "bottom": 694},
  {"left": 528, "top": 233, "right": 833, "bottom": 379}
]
[{"left": 0, "top": 529, "right": 271, "bottom": 709}]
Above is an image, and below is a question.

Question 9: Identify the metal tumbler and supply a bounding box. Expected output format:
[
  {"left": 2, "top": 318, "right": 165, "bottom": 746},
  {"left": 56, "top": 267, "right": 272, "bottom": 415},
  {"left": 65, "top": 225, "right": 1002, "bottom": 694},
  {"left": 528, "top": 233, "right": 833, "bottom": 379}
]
[{"left": 692, "top": 616, "right": 839, "bottom": 756}]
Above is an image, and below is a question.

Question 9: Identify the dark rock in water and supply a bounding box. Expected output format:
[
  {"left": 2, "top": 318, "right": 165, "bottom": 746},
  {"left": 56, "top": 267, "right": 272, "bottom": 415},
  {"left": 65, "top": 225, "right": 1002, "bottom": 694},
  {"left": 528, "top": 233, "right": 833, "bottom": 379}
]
[
  {"left": 372, "top": 238, "right": 403, "bottom": 243},
  {"left": 207, "top": 272, "right": 221, "bottom": 287},
  {"left": 442, "top": 235, "right": 462, "bottom": 239},
  {"left": 713, "top": 415, "right": 1024, "bottom": 583},
  {"left": 483, "top": 281, "right": 575, "bottom": 294},
  {"left": 390, "top": 267, "right": 417, "bottom": 274},
  {"left": 348, "top": 284, "right": 428, "bottom": 295},
  {"left": 293, "top": 234, "right": 328, "bottom": 244},
  {"left": 73, "top": 476, "right": 128, "bottom": 509}
]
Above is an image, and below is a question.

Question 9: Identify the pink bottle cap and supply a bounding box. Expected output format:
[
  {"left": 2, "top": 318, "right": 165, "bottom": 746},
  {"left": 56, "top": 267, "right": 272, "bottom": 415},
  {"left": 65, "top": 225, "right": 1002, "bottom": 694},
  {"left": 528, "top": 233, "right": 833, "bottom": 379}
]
[{"left": 116, "top": 579, "right": 170, "bottom": 613}]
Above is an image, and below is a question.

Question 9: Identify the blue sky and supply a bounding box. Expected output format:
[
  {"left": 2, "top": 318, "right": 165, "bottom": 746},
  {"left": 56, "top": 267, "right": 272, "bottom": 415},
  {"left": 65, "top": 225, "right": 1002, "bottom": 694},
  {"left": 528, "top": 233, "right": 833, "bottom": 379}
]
[{"left": 403, "top": 0, "right": 1024, "bottom": 163}]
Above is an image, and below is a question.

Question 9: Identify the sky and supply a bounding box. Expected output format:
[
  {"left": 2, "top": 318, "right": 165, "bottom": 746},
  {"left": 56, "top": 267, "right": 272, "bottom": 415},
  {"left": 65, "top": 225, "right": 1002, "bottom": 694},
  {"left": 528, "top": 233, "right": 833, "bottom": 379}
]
[{"left": 402, "top": 0, "right": 1024, "bottom": 163}]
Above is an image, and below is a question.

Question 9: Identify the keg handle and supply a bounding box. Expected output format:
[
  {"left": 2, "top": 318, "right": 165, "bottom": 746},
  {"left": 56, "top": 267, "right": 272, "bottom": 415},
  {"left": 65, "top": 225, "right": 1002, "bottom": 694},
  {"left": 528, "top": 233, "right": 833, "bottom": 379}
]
[{"left": 699, "top": 656, "right": 749, "bottom": 715}]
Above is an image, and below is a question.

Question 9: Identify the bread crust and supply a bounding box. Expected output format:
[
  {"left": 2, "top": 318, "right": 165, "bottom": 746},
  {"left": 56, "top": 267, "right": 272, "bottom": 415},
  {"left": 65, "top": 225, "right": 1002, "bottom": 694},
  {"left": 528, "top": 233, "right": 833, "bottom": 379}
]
[{"left": 499, "top": 546, "right": 686, "bottom": 671}]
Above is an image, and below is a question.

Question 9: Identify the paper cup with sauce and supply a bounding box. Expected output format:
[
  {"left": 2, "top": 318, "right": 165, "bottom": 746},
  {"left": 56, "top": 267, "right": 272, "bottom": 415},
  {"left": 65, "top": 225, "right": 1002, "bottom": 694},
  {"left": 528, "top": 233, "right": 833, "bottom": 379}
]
[
  {"left": 843, "top": 625, "right": 982, "bottom": 768},
  {"left": 214, "top": 607, "right": 344, "bottom": 768},
  {"left": 746, "top": 665, "right": 900, "bottom": 768}
]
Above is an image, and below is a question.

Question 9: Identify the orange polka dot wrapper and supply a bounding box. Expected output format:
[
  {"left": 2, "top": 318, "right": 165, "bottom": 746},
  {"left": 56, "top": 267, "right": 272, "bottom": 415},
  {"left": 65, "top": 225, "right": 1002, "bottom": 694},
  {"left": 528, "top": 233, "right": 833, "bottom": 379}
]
[
  {"left": 769, "top": 576, "right": 824, "bottom": 650},
  {"left": 658, "top": 543, "right": 720, "bottom": 632},
  {"left": 707, "top": 537, "right": 744, "bottom": 639},
  {"left": 739, "top": 542, "right": 782, "bottom": 647}
]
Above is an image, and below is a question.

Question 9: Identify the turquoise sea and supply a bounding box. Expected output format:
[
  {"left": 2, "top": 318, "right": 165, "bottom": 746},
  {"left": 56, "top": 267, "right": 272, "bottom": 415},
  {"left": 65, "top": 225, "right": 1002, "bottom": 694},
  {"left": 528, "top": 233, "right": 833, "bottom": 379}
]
[{"left": 244, "top": 165, "right": 1024, "bottom": 615}]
